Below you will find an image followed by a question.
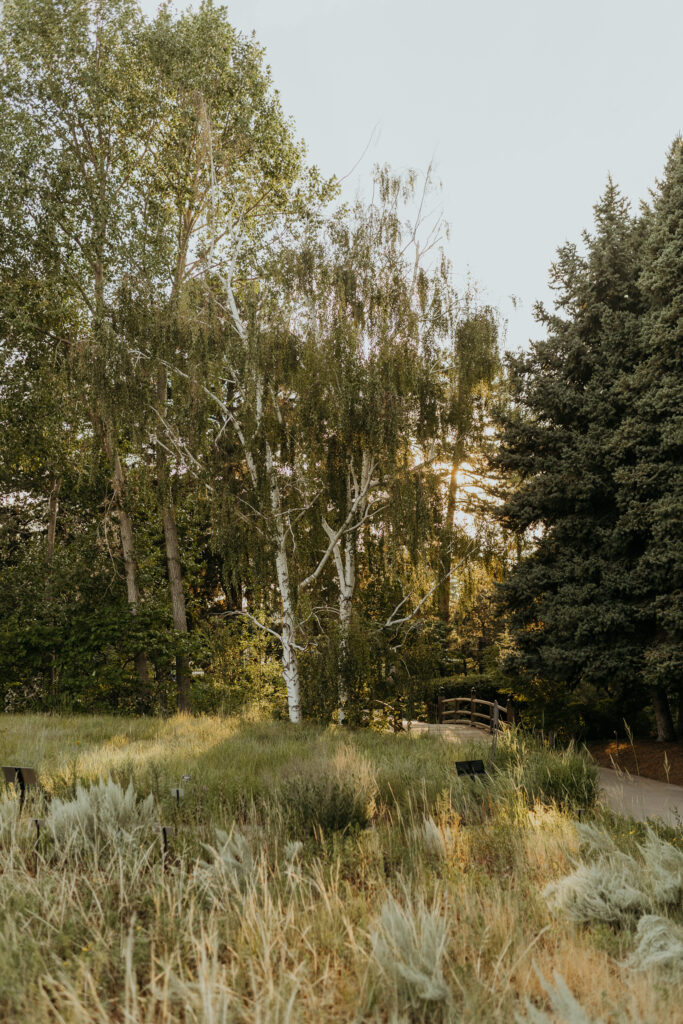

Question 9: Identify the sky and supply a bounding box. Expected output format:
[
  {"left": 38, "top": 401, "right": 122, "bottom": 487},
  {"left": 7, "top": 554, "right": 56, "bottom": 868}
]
[{"left": 141, "top": 0, "right": 683, "bottom": 352}]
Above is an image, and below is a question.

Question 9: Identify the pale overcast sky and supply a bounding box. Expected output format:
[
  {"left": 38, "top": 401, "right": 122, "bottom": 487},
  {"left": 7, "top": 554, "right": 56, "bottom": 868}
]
[{"left": 141, "top": 0, "right": 683, "bottom": 351}]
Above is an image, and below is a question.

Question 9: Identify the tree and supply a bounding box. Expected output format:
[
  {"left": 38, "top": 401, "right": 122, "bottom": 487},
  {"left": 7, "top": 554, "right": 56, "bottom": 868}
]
[
  {"left": 436, "top": 299, "right": 500, "bottom": 621},
  {"left": 0, "top": 0, "right": 310, "bottom": 708},
  {"left": 610, "top": 139, "right": 683, "bottom": 736},
  {"left": 495, "top": 157, "right": 682, "bottom": 740}
]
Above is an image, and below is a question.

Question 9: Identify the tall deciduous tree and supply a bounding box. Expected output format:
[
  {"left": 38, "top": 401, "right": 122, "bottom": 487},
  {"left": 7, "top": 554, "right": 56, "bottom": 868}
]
[{"left": 1, "top": 0, "right": 164, "bottom": 695}]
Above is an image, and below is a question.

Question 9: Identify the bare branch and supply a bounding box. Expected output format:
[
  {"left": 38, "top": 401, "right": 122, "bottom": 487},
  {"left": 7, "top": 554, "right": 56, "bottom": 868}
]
[{"left": 380, "top": 544, "right": 476, "bottom": 631}]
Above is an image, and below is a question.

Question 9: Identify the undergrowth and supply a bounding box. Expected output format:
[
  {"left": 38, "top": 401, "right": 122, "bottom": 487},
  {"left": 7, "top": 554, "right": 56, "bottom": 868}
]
[{"left": 0, "top": 713, "right": 679, "bottom": 1022}]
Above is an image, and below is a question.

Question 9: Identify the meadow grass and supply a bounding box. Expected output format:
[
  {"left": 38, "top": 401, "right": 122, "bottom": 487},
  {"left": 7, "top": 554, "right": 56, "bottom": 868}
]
[{"left": 0, "top": 713, "right": 680, "bottom": 1022}]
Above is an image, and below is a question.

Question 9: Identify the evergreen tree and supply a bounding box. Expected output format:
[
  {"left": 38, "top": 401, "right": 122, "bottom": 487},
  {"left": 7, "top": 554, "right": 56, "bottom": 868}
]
[
  {"left": 494, "top": 182, "right": 649, "bottom": 733},
  {"left": 611, "top": 139, "right": 683, "bottom": 737},
  {"left": 496, "top": 150, "right": 682, "bottom": 740}
]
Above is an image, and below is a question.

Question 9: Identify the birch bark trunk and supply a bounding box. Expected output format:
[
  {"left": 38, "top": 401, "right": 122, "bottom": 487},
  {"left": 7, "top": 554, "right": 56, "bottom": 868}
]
[
  {"left": 334, "top": 535, "right": 356, "bottom": 721},
  {"left": 107, "top": 443, "right": 152, "bottom": 701},
  {"left": 265, "top": 440, "right": 302, "bottom": 722}
]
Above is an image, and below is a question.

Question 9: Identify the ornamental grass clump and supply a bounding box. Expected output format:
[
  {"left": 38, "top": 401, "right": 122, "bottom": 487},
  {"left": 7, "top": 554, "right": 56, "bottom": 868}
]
[
  {"left": 0, "top": 791, "right": 20, "bottom": 844},
  {"left": 627, "top": 915, "right": 683, "bottom": 972},
  {"left": 45, "top": 776, "right": 156, "bottom": 854},
  {"left": 198, "top": 827, "right": 255, "bottom": 894},
  {"left": 281, "top": 773, "right": 373, "bottom": 836}
]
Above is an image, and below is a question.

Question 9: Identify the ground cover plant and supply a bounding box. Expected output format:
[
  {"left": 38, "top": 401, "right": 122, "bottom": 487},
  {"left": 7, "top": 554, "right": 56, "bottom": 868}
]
[{"left": 0, "top": 714, "right": 680, "bottom": 1022}]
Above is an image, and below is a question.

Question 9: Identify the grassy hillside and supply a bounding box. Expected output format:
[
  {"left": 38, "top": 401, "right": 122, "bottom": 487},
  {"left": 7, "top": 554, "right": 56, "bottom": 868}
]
[{"left": 0, "top": 715, "right": 680, "bottom": 1021}]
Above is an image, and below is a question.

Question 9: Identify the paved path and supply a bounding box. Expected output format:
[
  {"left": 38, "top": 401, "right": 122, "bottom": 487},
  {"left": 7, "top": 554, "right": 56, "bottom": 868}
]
[
  {"left": 407, "top": 721, "right": 683, "bottom": 824},
  {"left": 597, "top": 767, "right": 683, "bottom": 824}
]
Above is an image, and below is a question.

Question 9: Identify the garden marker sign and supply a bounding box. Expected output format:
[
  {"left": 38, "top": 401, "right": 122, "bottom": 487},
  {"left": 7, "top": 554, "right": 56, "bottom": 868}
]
[
  {"left": 455, "top": 759, "right": 486, "bottom": 778},
  {"left": 2, "top": 766, "right": 38, "bottom": 811}
]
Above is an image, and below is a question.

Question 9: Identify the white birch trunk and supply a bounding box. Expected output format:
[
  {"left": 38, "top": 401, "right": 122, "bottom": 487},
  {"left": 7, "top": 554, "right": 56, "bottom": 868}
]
[
  {"left": 326, "top": 454, "right": 373, "bottom": 721},
  {"left": 265, "top": 439, "right": 302, "bottom": 723}
]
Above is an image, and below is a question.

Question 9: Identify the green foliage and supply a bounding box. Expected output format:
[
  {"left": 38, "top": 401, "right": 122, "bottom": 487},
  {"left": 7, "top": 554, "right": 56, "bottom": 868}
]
[
  {"left": 192, "top": 620, "right": 286, "bottom": 717},
  {"left": 281, "top": 773, "right": 374, "bottom": 836},
  {"left": 495, "top": 144, "right": 683, "bottom": 737}
]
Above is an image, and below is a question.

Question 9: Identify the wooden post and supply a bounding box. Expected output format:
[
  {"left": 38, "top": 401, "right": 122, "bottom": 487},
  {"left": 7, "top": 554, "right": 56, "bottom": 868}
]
[
  {"left": 506, "top": 701, "right": 515, "bottom": 726},
  {"left": 488, "top": 700, "right": 500, "bottom": 767},
  {"left": 470, "top": 687, "right": 475, "bottom": 726},
  {"left": 438, "top": 695, "right": 443, "bottom": 724},
  {"left": 489, "top": 702, "right": 493, "bottom": 733}
]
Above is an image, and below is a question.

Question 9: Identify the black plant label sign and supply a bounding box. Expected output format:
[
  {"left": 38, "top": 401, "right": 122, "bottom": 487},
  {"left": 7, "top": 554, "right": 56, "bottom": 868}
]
[{"left": 455, "top": 759, "right": 485, "bottom": 778}]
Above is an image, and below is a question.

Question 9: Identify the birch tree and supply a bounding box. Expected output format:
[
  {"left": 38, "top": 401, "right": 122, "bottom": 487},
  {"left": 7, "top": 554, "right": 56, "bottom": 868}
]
[
  {"left": 186, "top": 170, "right": 473, "bottom": 720},
  {"left": 127, "top": 3, "right": 308, "bottom": 707}
]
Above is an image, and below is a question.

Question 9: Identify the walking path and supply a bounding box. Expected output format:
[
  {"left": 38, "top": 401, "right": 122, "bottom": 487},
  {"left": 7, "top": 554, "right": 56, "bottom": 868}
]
[
  {"left": 597, "top": 767, "right": 683, "bottom": 825},
  {"left": 408, "top": 721, "right": 683, "bottom": 824}
]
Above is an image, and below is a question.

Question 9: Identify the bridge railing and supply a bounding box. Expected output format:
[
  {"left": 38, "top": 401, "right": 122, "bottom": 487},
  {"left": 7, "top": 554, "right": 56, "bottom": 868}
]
[{"left": 437, "top": 694, "right": 514, "bottom": 732}]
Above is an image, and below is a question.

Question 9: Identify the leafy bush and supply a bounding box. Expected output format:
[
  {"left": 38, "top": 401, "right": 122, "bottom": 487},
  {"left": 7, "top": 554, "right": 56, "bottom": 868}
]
[{"left": 281, "top": 773, "right": 373, "bottom": 836}]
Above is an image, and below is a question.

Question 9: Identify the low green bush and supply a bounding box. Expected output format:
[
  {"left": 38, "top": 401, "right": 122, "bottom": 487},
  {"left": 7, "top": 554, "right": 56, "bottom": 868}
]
[{"left": 281, "top": 773, "right": 374, "bottom": 836}]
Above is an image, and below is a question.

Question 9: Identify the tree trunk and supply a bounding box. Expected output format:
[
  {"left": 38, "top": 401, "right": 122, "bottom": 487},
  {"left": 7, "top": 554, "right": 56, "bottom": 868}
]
[
  {"left": 652, "top": 685, "right": 676, "bottom": 742},
  {"left": 275, "top": 537, "right": 302, "bottom": 723},
  {"left": 47, "top": 477, "right": 61, "bottom": 562},
  {"left": 267, "top": 441, "right": 302, "bottom": 723},
  {"left": 437, "top": 462, "right": 458, "bottom": 620},
  {"left": 106, "top": 444, "right": 152, "bottom": 703},
  {"left": 47, "top": 476, "right": 62, "bottom": 701},
  {"left": 162, "top": 504, "right": 191, "bottom": 711},
  {"left": 335, "top": 534, "right": 356, "bottom": 722},
  {"left": 156, "top": 366, "right": 192, "bottom": 711}
]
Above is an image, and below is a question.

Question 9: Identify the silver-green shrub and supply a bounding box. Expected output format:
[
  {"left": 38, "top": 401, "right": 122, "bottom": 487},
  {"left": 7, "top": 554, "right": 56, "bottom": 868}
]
[
  {"left": 198, "top": 827, "right": 254, "bottom": 893},
  {"left": 544, "top": 824, "right": 683, "bottom": 924},
  {"left": 371, "top": 894, "right": 450, "bottom": 1008}
]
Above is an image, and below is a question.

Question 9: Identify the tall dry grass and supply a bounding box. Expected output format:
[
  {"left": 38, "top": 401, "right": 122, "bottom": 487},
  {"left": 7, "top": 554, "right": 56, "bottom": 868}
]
[{"left": 0, "top": 713, "right": 680, "bottom": 1022}]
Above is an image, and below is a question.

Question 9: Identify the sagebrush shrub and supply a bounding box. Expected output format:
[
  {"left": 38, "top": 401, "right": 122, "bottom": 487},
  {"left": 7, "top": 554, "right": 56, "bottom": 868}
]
[
  {"left": 198, "top": 827, "right": 254, "bottom": 892},
  {"left": 545, "top": 824, "right": 683, "bottom": 925},
  {"left": 627, "top": 915, "right": 683, "bottom": 971},
  {"left": 371, "top": 894, "right": 450, "bottom": 1008}
]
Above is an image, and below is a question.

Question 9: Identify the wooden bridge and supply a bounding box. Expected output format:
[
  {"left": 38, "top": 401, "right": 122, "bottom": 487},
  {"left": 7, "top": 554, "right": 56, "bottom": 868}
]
[{"left": 437, "top": 695, "right": 514, "bottom": 733}]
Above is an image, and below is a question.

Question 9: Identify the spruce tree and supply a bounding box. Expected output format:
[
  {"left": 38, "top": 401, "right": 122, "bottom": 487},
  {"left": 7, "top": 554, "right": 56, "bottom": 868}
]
[
  {"left": 611, "top": 139, "right": 683, "bottom": 737},
  {"left": 495, "top": 182, "right": 649, "bottom": 732}
]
